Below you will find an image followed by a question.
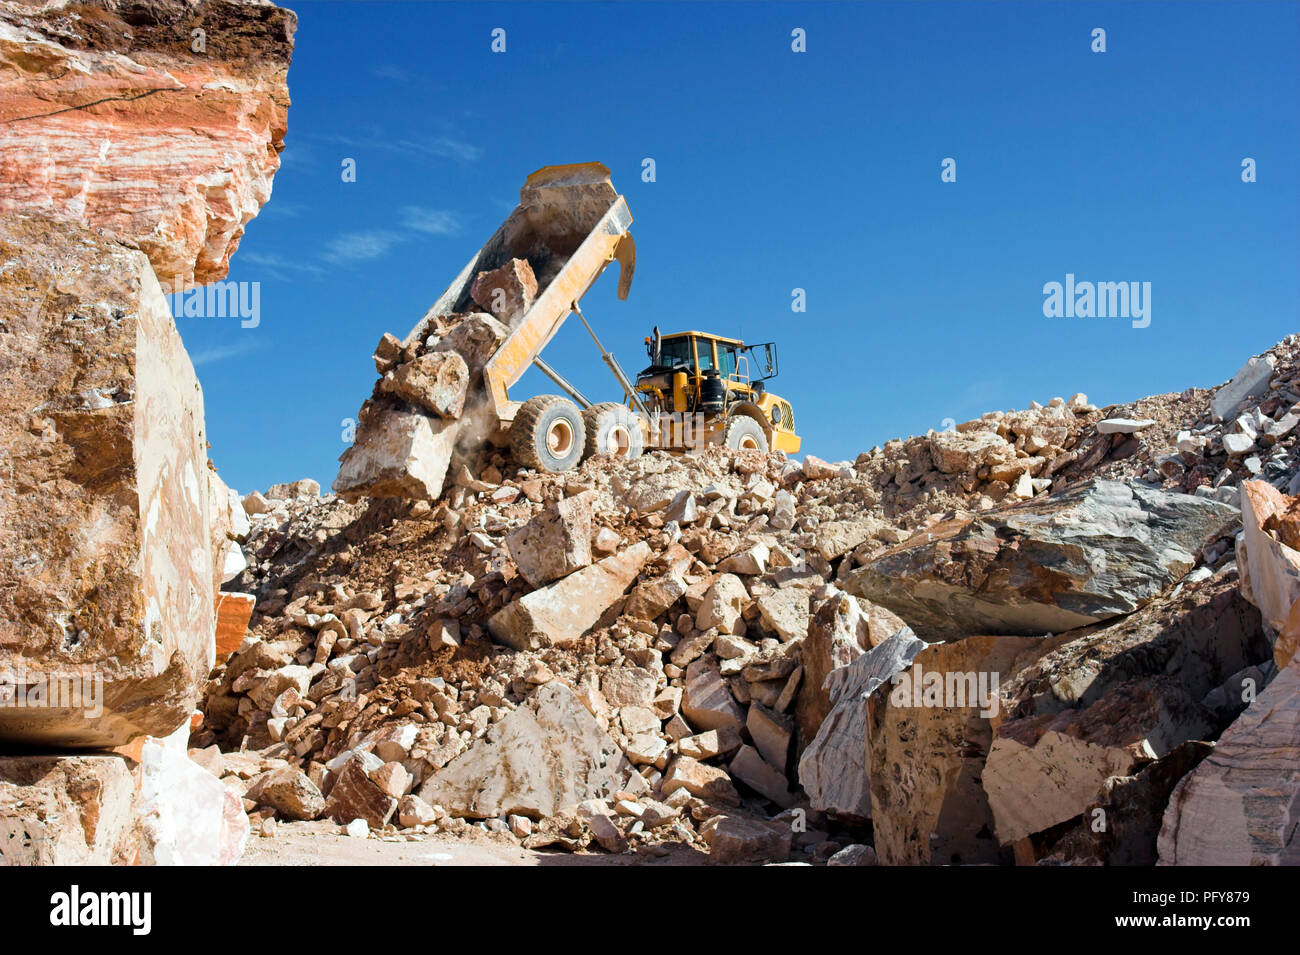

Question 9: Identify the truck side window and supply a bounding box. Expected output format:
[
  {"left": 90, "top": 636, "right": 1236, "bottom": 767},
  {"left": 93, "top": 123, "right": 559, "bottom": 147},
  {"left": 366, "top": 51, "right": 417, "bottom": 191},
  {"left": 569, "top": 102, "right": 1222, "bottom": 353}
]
[
  {"left": 717, "top": 345, "right": 736, "bottom": 379},
  {"left": 695, "top": 339, "right": 714, "bottom": 372}
]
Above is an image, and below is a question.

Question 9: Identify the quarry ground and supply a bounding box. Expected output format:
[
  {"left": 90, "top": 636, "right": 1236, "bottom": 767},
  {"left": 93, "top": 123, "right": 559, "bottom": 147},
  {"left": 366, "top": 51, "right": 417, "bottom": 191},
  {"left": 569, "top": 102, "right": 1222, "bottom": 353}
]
[{"left": 240, "top": 820, "right": 711, "bottom": 866}]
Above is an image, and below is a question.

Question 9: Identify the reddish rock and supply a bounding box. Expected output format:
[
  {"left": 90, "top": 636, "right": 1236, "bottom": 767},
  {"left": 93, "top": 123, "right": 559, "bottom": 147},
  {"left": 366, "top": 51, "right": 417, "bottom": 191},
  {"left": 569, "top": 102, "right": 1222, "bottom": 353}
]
[
  {"left": 0, "top": 0, "right": 296, "bottom": 288},
  {"left": 214, "top": 592, "right": 256, "bottom": 658},
  {"left": 323, "top": 755, "right": 396, "bottom": 829},
  {"left": 470, "top": 258, "right": 538, "bottom": 324}
]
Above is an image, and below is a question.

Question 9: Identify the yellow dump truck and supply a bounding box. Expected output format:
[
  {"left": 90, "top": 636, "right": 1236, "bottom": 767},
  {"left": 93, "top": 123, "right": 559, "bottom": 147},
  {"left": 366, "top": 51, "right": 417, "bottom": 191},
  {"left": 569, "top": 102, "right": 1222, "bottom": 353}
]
[{"left": 401, "top": 162, "right": 800, "bottom": 472}]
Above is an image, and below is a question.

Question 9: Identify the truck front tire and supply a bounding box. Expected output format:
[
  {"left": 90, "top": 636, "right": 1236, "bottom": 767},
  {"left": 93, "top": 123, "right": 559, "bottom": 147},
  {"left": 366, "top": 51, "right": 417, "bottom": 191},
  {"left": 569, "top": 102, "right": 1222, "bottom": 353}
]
[{"left": 722, "top": 414, "right": 769, "bottom": 453}]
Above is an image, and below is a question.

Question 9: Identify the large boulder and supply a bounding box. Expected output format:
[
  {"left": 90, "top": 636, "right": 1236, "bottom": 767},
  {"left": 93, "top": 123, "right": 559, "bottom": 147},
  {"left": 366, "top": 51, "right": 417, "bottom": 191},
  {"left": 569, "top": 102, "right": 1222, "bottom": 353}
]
[
  {"left": 419, "top": 682, "right": 643, "bottom": 819},
  {"left": 488, "top": 542, "right": 650, "bottom": 650},
  {"left": 0, "top": 216, "right": 215, "bottom": 746},
  {"left": 133, "top": 738, "right": 248, "bottom": 865},
  {"left": 333, "top": 398, "right": 459, "bottom": 501},
  {"left": 866, "top": 635, "right": 1042, "bottom": 865},
  {"left": 0, "top": 0, "right": 296, "bottom": 288},
  {"left": 1157, "top": 655, "right": 1300, "bottom": 865},
  {"left": 847, "top": 479, "right": 1240, "bottom": 641}
]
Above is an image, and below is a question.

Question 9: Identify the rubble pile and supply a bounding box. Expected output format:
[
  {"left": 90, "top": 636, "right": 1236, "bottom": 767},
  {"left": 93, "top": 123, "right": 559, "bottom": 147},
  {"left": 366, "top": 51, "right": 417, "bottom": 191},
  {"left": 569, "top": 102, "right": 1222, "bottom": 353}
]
[{"left": 199, "top": 337, "right": 1300, "bottom": 864}]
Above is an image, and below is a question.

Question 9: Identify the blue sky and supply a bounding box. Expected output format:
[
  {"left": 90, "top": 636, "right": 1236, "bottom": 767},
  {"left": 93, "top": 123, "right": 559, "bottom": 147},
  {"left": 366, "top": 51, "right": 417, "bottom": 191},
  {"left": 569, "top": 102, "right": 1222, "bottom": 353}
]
[{"left": 177, "top": 0, "right": 1300, "bottom": 495}]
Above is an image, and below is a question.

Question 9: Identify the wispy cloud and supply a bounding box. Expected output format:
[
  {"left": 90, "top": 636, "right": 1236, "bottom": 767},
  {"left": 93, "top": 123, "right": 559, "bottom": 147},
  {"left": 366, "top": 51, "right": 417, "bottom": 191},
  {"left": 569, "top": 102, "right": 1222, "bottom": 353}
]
[
  {"left": 401, "top": 206, "right": 461, "bottom": 236},
  {"left": 239, "top": 251, "right": 327, "bottom": 280},
  {"left": 296, "top": 131, "right": 483, "bottom": 165},
  {"left": 323, "top": 229, "right": 405, "bottom": 265},
  {"left": 389, "top": 136, "right": 482, "bottom": 163},
  {"left": 191, "top": 341, "right": 261, "bottom": 367}
]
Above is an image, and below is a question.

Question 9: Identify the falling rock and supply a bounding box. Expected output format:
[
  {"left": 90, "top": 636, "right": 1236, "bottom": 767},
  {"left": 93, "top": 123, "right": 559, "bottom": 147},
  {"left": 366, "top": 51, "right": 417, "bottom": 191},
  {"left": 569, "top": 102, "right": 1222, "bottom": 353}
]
[
  {"left": 984, "top": 677, "right": 1217, "bottom": 845},
  {"left": 419, "top": 682, "right": 642, "bottom": 819},
  {"left": 333, "top": 399, "right": 460, "bottom": 501},
  {"left": 798, "top": 628, "right": 926, "bottom": 820},
  {"left": 0, "top": 216, "right": 215, "bottom": 746},
  {"left": 0, "top": 754, "right": 137, "bottom": 864},
  {"left": 682, "top": 657, "right": 746, "bottom": 733},
  {"left": 1157, "top": 655, "right": 1300, "bottom": 865},
  {"left": 488, "top": 542, "right": 651, "bottom": 650},
  {"left": 867, "top": 635, "right": 1042, "bottom": 865},
  {"left": 0, "top": 0, "right": 296, "bottom": 288},
  {"left": 381, "top": 351, "right": 469, "bottom": 419},
  {"left": 505, "top": 491, "right": 594, "bottom": 588},
  {"left": 701, "top": 814, "right": 792, "bottom": 864},
  {"left": 432, "top": 312, "right": 509, "bottom": 378},
  {"left": 847, "top": 479, "right": 1241, "bottom": 642},
  {"left": 323, "top": 754, "right": 397, "bottom": 829},
  {"left": 470, "top": 258, "right": 539, "bottom": 325}
]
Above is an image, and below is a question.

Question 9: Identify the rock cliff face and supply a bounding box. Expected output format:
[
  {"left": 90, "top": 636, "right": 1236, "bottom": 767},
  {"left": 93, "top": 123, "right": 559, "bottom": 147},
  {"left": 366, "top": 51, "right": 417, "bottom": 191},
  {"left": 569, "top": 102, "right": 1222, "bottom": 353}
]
[{"left": 0, "top": 0, "right": 295, "bottom": 288}]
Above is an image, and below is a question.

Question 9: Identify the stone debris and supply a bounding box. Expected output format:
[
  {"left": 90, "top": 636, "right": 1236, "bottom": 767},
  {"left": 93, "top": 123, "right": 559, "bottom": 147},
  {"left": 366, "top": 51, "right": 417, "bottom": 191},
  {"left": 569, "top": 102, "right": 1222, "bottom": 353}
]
[{"left": 183, "top": 334, "right": 1300, "bottom": 866}]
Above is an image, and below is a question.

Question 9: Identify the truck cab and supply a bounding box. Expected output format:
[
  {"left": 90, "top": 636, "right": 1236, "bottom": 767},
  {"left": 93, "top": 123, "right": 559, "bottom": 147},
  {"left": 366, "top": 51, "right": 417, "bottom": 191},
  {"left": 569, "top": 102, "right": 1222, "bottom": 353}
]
[{"left": 636, "top": 330, "right": 800, "bottom": 454}]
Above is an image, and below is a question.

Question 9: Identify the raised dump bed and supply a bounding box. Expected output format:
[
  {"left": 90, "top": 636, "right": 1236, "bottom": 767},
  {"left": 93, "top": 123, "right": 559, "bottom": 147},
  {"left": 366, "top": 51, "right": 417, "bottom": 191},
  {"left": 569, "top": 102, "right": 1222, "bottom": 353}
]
[{"left": 401, "top": 161, "right": 636, "bottom": 437}]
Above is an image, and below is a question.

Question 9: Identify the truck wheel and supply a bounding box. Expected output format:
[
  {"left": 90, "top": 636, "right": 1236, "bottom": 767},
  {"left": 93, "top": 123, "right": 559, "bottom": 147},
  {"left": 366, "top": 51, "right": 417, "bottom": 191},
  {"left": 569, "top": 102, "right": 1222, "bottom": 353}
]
[
  {"left": 722, "top": 414, "right": 769, "bottom": 453},
  {"left": 582, "top": 402, "right": 644, "bottom": 461},
  {"left": 511, "top": 395, "right": 587, "bottom": 472}
]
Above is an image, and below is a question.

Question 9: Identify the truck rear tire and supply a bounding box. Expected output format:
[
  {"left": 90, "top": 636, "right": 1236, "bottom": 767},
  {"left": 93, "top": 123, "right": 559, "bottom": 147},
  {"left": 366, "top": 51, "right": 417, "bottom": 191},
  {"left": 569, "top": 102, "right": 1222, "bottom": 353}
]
[
  {"left": 511, "top": 395, "right": 586, "bottom": 472},
  {"left": 582, "top": 402, "right": 644, "bottom": 461},
  {"left": 722, "top": 414, "right": 769, "bottom": 453}
]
